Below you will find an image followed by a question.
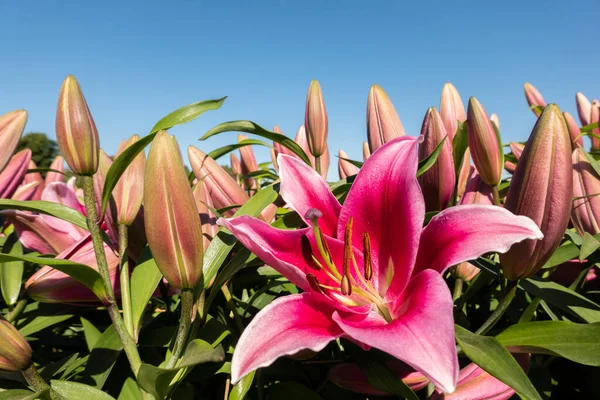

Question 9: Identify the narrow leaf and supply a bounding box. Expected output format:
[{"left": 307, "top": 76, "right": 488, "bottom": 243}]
[
  {"left": 452, "top": 121, "right": 469, "bottom": 177},
  {"left": 80, "top": 317, "right": 102, "bottom": 351},
  {"left": 0, "top": 232, "right": 24, "bottom": 306},
  {"left": 50, "top": 380, "right": 116, "bottom": 400},
  {"left": 207, "top": 139, "right": 271, "bottom": 161},
  {"left": 416, "top": 136, "right": 447, "bottom": 178},
  {"left": 580, "top": 232, "right": 600, "bottom": 261},
  {"left": 150, "top": 97, "right": 227, "bottom": 134},
  {"left": 0, "top": 199, "right": 88, "bottom": 231},
  {"left": 84, "top": 325, "right": 123, "bottom": 388},
  {"left": 229, "top": 371, "right": 255, "bottom": 400},
  {"left": 130, "top": 248, "right": 163, "bottom": 335}
]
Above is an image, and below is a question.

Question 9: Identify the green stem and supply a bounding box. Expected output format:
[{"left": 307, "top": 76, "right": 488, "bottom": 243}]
[
  {"left": 491, "top": 185, "right": 501, "bottom": 206},
  {"left": 452, "top": 278, "right": 463, "bottom": 302},
  {"left": 315, "top": 155, "right": 321, "bottom": 175},
  {"left": 222, "top": 284, "right": 244, "bottom": 333},
  {"left": 475, "top": 281, "right": 518, "bottom": 335},
  {"left": 82, "top": 176, "right": 142, "bottom": 375},
  {"left": 119, "top": 224, "right": 134, "bottom": 339},
  {"left": 166, "top": 289, "right": 194, "bottom": 369},
  {"left": 22, "top": 363, "right": 64, "bottom": 399},
  {"left": 6, "top": 299, "right": 27, "bottom": 323}
]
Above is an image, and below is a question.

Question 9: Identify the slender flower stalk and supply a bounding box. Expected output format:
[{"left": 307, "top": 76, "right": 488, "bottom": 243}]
[{"left": 119, "top": 224, "right": 134, "bottom": 338}]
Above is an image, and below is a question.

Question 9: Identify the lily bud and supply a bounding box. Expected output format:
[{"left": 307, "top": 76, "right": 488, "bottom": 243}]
[
  {"left": 145, "top": 131, "right": 204, "bottom": 289},
  {"left": 45, "top": 156, "right": 65, "bottom": 184},
  {"left": 500, "top": 104, "right": 572, "bottom": 280},
  {"left": 456, "top": 148, "right": 471, "bottom": 199},
  {"left": 113, "top": 134, "right": 146, "bottom": 226},
  {"left": 362, "top": 142, "right": 370, "bottom": 161},
  {"left": 192, "top": 180, "right": 218, "bottom": 251},
  {"left": 467, "top": 97, "right": 503, "bottom": 186},
  {"left": 230, "top": 153, "right": 242, "bottom": 177},
  {"left": 576, "top": 92, "right": 592, "bottom": 127},
  {"left": 490, "top": 113, "right": 500, "bottom": 130},
  {"left": 504, "top": 142, "right": 525, "bottom": 174},
  {"left": 0, "top": 316, "right": 31, "bottom": 371},
  {"left": 23, "top": 160, "right": 44, "bottom": 200},
  {"left": 418, "top": 108, "right": 456, "bottom": 211},
  {"left": 571, "top": 148, "right": 600, "bottom": 235},
  {"left": 12, "top": 181, "right": 40, "bottom": 201},
  {"left": 55, "top": 75, "right": 100, "bottom": 176},
  {"left": 439, "top": 83, "right": 466, "bottom": 143},
  {"left": 295, "top": 125, "right": 329, "bottom": 179},
  {"left": 591, "top": 100, "right": 600, "bottom": 151},
  {"left": 304, "top": 80, "right": 328, "bottom": 157},
  {"left": 367, "top": 84, "right": 405, "bottom": 153},
  {"left": 0, "top": 110, "right": 27, "bottom": 173},
  {"left": 563, "top": 111, "right": 584, "bottom": 148},
  {"left": 524, "top": 82, "right": 546, "bottom": 117},
  {"left": 93, "top": 150, "right": 119, "bottom": 245},
  {"left": 189, "top": 146, "right": 249, "bottom": 216},
  {"left": 238, "top": 134, "right": 259, "bottom": 191},
  {"left": 338, "top": 149, "right": 359, "bottom": 180},
  {"left": 0, "top": 150, "right": 32, "bottom": 199}
]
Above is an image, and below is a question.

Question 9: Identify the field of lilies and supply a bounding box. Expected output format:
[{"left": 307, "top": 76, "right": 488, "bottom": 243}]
[{"left": 0, "top": 75, "right": 599, "bottom": 400}]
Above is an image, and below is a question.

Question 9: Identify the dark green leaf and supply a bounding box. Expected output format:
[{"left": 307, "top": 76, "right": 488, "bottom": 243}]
[
  {"left": 84, "top": 325, "right": 123, "bottom": 388},
  {"left": 452, "top": 121, "right": 469, "bottom": 177},
  {"left": 18, "top": 314, "right": 73, "bottom": 337},
  {"left": 117, "top": 377, "right": 142, "bottom": 400},
  {"left": 150, "top": 97, "right": 227, "bottom": 134},
  {"left": 201, "top": 121, "right": 311, "bottom": 165},
  {"left": 130, "top": 247, "right": 163, "bottom": 335},
  {"left": 268, "top": 382, "right": 323, "bottom": 400},
  {"left": 0, "top": 389, "right": 48, "bottom": 400},
  {"left": 242, "top": 170, "right": 280, "bottom": 181},
  {"left": 338, "top": 156, "right": 363, "bottom": 169},
  {"left": 545, "top": 242, "right": 580, "bottom": 268},
  {"left": 229, "top": 371, "right": 255, "bottom": 400},
  {"left": 455, "top": 325, "right": 541, "bottom": 400},
  {"left": 80, "top": 317, "right": 102, "bottom": 351},
  {"left": 208, "top": 139, "right": 271, "bottom": 161},
  {"left": 580, "top": 232, "right": 600, "bottom": 261},
  {"left": 416, "top": 136, "right": 447, "bottom": 178},
  {"left": 204, "top": 249, "right": 255, "bottom": 313},
  {"left": 50, "top": 380, "right": 116, "bottom": 400},
  {"left": 1, "top": 232, "right": 24, "bottom": 306}
]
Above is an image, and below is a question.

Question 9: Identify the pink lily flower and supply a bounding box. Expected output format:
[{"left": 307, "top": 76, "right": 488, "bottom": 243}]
[{"left": 218, "top": 137, "right": 542, "bottom": 392}]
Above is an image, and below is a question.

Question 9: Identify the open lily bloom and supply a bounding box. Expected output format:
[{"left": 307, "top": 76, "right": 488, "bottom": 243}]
[{"left": 219, "top": 136, "right": 542, "bottom": 393}]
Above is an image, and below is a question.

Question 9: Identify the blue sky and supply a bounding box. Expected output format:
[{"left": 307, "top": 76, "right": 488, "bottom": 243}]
[{"left": 2, "top": 0, "right": 599, "bottom": 179}]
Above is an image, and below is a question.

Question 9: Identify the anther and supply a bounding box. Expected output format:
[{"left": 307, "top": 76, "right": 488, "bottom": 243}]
[
  {"left": 307, "top": 273, "right": 325, "bottom": 294},
  {"left": 341, "top": 274, "right": 352, "bottom": 296},
  {"left": 301, "top": 235, "right": 320, "bottom": 270},
  {"left": 363, "top": 232, "right": 373, "bottom": 281},
  {"left": 343, "top": 217, "right": 354, "bottom": 277},
  {"left": 304, "top": 208, "right": 323, "bottom": 222}
]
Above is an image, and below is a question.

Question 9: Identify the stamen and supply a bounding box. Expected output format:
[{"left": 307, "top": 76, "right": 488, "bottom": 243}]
[
  {"left": 301, "top": 235, "right": 320, "bottom": 271},
  {"left": 342, "top": 217, "right": 354, "bottom": 295},
  {"left": 363, "top": 232, "right": 373, "bottom": 281},
  {"left": 306, "top": 273, "right": 325, "bottom": 294},
  {"left": 320, "top": 235, "right": 333, "bottom": 264},
  {"left": 304, "top": 208, "right": 323, "bottom": 222},
  {"left": 341, "top": 274, "right": 352, "bottom": 296}
]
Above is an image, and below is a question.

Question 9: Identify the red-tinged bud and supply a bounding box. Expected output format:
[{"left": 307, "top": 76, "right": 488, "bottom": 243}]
[
  {"left": 576, "top": 92, "right": 592, "bottom": 127},
  {"left": 439, "top": 83, "right": 466, "bottom": 143},
  {"left": 189, "top": 146, "right": 249, "bottom": 216},
  {"left": 524, "top": 82, "right": 546, "bottom": 117},
  {"left": 460, "top": 166, "right": 494, "bottom": 206},
  {"left": 0, "top": 316, "right": 31, "bottom": 371},
  {"left": 500, "top": 104, "right": 572, "bottom": 280},
  {"left": 571, "top": 148, "right": 600, "bottom": 235},
  {"left": 23, "top": 160, "right": 44, "bottom": 200},
  {"left": 0, "top": 110, "right": 27, "bottom": 173},
  {"left": 12, "top": 181, "right": 40, "bottom": 201},
  {"left": 467, "top": 97, "right": 503, "bottom": 187},
  {"left": 362, "top": 142, "right": 370, "bottom": 161},
  {"left": 0, "top": 150, "right": 32, "bottom": 199},
  {"left": 563, "top": 112, "right": 584, "bottom": 148},
  {"left": 92, "top": 150, "right": 119, "bottom": 245},
  {"left": 418, "top": 108, "right": 456, "bottom": 211},
  {"left": 55, "top": 75, "right": 99, "bottom": 175},
  {"left": 591, "top": 100, "right": 600, "bottom": 151},
  {"left": 192, "top": 180, "right": 218, "bottom": 251},
  {"left": 305, "top": 80, "right": 329, "bottom": 157},
  {"left": 456, "top": 148, "right": 471, "bottom": 199},
  {"left": 113, "top": 134, "right": 145, "bottom": 226},
  {"left": 230, "top": 153, "right": 242, "bottom": 177},
  {"left": 338, "top": 149, "right": 359, "bottom": 180},
  {"left": 366, "top": 84, "right": 405, "bottom": 153},
  {"left": 490, "top": 113, "right": 500, "bottom": 130},
  {"left": 504, "top": 143, "right": 525, "bottom": 175},
  {"left": 45, "top": 156, "right": 65, "bottom": 184},
  {"left": 145, "top": 131, "right": 204, "bottom": 289}
]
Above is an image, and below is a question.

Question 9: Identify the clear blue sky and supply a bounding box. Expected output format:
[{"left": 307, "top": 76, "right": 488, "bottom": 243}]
[{"left": 2, "top": 1, "right": 599, "bottom": 179}]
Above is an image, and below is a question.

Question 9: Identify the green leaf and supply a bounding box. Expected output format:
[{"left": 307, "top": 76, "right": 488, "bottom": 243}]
[
  {"left": 201, "top": 121, "right": 311, "bottom": 165},
  {"left": 0, "top": 199, "right": 88, "bottom": 231},
  {"left": 130, "top": 247, "right": 163, "bottom": 335},
  {"left": 203, "top": 185, "right": 278, "bottom": 286},
  {"left": 208, "top": 139, "right": 271, "bottom": 161},
  {"left": 229, "top": 370, "right": 255, "bottom": 400},
  {"left": 496, "top": 321, "right": 600, "bottom": 367},
  {"left": 452, "top": 120, "right": 469, "bottom": 177},
  {"left": 520, "top": 276, "right": 600, "bottom": 323},
  {"left": 204, "top": 249, "right": 255, "bottom": 312},
  {"left": 243, "top": 170, "right": 280, "bottom": 181},
  {"left": 579, "top": 146, "right": 600, "bottom": 179},
  {"left": 580, "top": 232, "right": 600, "bottom": 261},
  {"left": 80, "top": 317, "right": 102, "bottom": 351},
  {"left": 580, "top": 121, "right": 599, "bottom": 133},
  {"left": 117, "top": 377, "right": 142, "bottom": 400},
  {"left": 0, "top": 389, "right": 48, "bottom": 400},
  {"left": 544, "top": 241, "right": 580, "bottom": 268},
  {"left": 416, "top": 136, "right": 447, "bottom": 178},
  {"left": 50, "top": 380, "right": 116, "bottom": 400},
  {"left": 268, "top": 382, "right": 323, "bottom": 400},
  {"left": 18, "top": 314, "right": 73, "bottom": 337},
  {"left": 84, "top": 325, "right": 123, "bottom": 388},
  {"left": 455, "top": 325, "right": 541, "bottom": 400},
  {"left": 1, "top": 232, "right": 24, "bottom": 306},
  {"left": 337, "top": 156, "right": 363, "bottom": 169},
  {"left": 0, "top": 253, "right": 106, "bottom": 302},
  {"left": 102, "top": 97, "right": 226, "bottom": 214}
]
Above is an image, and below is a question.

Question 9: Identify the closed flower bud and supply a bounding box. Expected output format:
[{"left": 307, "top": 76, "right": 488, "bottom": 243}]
[
  {"left": 500, "top": 104, "right": 572, "bottom": 280},
  {"left": 418, "top": 107, "right": 456, "bottom": 211},
  {"left": 524, "top": 82, "right": 546, "bottom": 117},
  {"left": 490, "top": 113, "right": 500, "bottom": 130},
  {"left": 367, "top": 84, "right": 405, "bottom": 153},
  {"left": 456, "top": 148, "right": 471, "bottom": 199},
  {"left": 23, "top": 160, "right": 44, "bottom": 200},
  {"left": 439, "top": 83, "right": 466, "bottom": 143},
  {"left": 591, "top": 100, "right": 600, "bottom": 151},
  {"left": 12, "top": 181, "right": 40, "bottom": 201},
  {"left": 338, "top": 149, "right": 359, "bottom": 180},
  {"left": 55, "top": 75, "right": 100, "bottom": 176},
  {"left": 0, "top": 110, "right": 27, "bottom": 173},
  {"left": 189, "top": 146, "right": 249, "bottom": 216},
  {"left": 145, "top": 131, "right": 204, "bottom": 289},
  {"left": 362, "top": 142, "right": 370, "bottom": 161},
  {"left": 113, "top": 134, "right": 146, "bottom": 225},
  {"left": 45, "top": 156, "right": 65, "bottom": 184},
  {"left": 230, "top": 153, "right": 242, "bottom": 177},
  {"left": 192, "top": 180, "right": 218, "bottom": 251},
  {"left": 504, "top": 142, "right": 525, "bottom": 174},
  {"left": 305, "top": 80, "right": 328, "bottom": 157},
  {"left": 571, "top": 148, "right": 600, "bottom": 235},
  {"left": 0, "top": 316, "right": 31, "bottom": 371},
  {"left": 0, "top": 149, "right": 32, "bottom": 199},
  {"left": 467, "top": 97, "right": 503, "bottom": 187},
  {"left": 576, "top": 92, "right": 592, "bottom": 127},
  {"left": 563, "top": 111, "right": 584, "bottom": 148},
  {"left": 238, "top": 134, "right": 259, "bottom": 191},
  {"left": 295, "top": 125, "right": 329, "bottom": 179}
]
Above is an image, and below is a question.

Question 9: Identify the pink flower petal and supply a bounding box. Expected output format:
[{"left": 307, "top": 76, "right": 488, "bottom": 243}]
[
  {"left": 4, "top": 211, "right": 76, "bottom": 254},
  {"left": 414, "top": 205, "right": 543, "bottom": 275},
  {"left": 337, "top": 136, "right": 424, "bottom": 299},
  {"left": 333, "top": 270, "right": 458, "bottom": 393},
  {"left": 278, "top": 154, "right": 341, "bottom": 237},
  {"left": 231, "top": 293, "right": 343, "bottom": 383}
]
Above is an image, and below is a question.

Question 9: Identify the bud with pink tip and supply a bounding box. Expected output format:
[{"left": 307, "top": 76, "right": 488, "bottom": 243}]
[
  {"left": 367, "top": 84, "right": 405, "bottom": 153},
  {"left": 467, "top": 97, "right": 503, "bottom": 187}
]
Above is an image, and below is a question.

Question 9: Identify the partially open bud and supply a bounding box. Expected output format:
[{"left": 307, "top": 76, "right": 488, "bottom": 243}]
[
  {"left": 576, "top": 92, "right": 592, "bottom": 127},
  {"left": 145, "top": 131, "right": 204, "bottom": 289},
  {"left": 563, "top": 112, "right": 584, "bottom": 148},
  {"left": 0, "top": 317, "right": 31, "bottom": 371},
  {"left": 571, "top": 148, "right": 600, "bottom": 235},
  {"left": 238, "top": 134, "right": 259, "bottom": 191},
  {"left": 439, "top": 83, "right": 466, "bottom": 143},
  {"left": 0, "top": 149, "right": 32, "bottom": 199},
  {"left": 305, "top": 80, "right": 328, "bottom": 157},
  {"left": 0, "top": 110, "right": 27, "bottom": 173},
  {"left": 591, "top": 100, "right": 600, "bottom": 151},
  {"left": 55, "top": 75, "right": 100, "bottom": 176},
  {"left": 524, "top": 82, "right": 546, "bottom": 117},
  {"left": 189, "top": 146, "right": 249, "bottom": 216},
  {"left": 500, "top": 104, "right": 572, "bottom": 280},
  {"left": 113, "top": 134, "right": 146, "bottom": 226},
  {"left": 337, "top": 149, "right": 358, "bottom": 180},
  {"left": 418, "top": 107, "right": 456, "bottom": 211},
  {"left": 362, "top": 142, "right": 370, "bottom": 161},
  {"left": 367, "top": 84, "right": 405, "bottom": 153},
  {"left": 45, "top": 156, "right": 65, "bottom": 184},
  {"left": 467, "top": 97, "right": 503, "bottom": 187}
]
